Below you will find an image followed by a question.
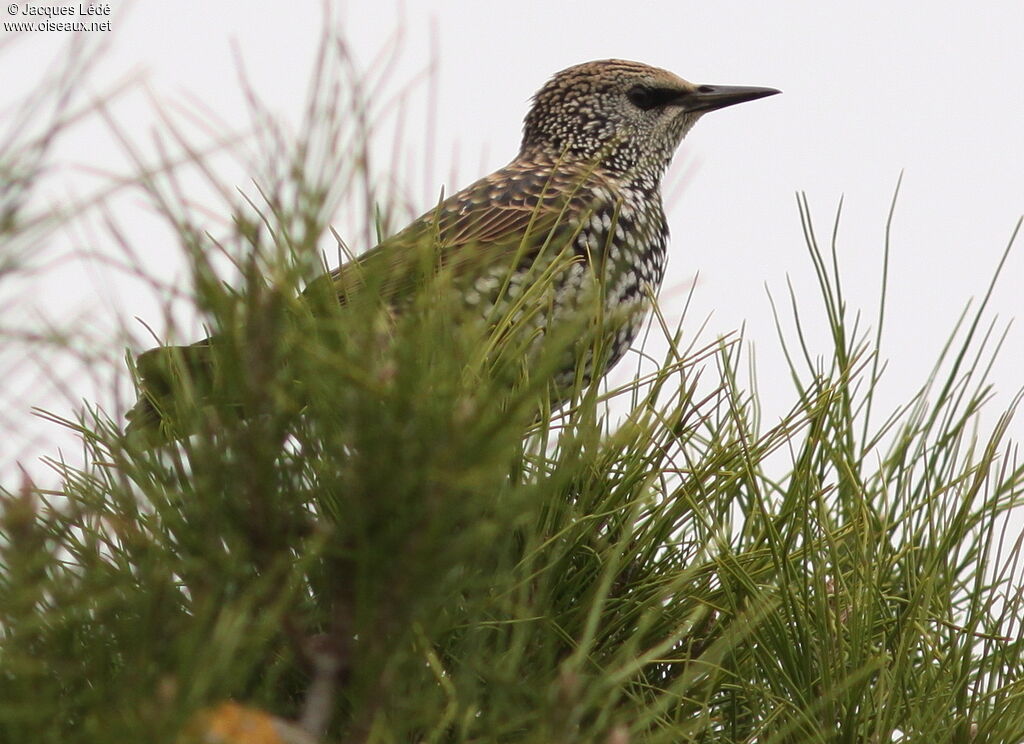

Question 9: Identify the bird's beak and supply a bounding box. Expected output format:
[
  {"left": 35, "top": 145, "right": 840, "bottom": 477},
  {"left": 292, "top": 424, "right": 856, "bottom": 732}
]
[{"left": 682, "top": 84, "right": 781, "bottom": 113}]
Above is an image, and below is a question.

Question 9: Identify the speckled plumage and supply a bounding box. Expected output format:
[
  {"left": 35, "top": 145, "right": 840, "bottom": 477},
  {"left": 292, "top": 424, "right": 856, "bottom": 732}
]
[
  {"left": 329, "top": 60, "right": 777, "bottom": 379},
  {"left": 127, "top": 60, "right": 778, "bottom": 436},
  {"left": 332, "top": 152, "right": 667, "bottom": 378}
]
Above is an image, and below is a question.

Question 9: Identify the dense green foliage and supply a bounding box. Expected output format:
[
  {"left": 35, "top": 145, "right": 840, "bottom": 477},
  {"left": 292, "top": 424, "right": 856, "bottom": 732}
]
[{"left": 2, "top": 28, "right": 1023, "bottom": 744}]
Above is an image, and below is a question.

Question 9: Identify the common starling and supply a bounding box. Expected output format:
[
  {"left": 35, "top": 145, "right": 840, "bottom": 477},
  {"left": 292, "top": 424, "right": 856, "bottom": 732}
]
[{"left": 127, "top": 60, "right": 778, "bottom": 436}]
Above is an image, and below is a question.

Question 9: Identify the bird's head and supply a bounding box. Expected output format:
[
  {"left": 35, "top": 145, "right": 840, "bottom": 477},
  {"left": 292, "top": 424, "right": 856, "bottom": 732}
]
[{"left": 520, "top": 59, "right": 779, "bottom": 182}]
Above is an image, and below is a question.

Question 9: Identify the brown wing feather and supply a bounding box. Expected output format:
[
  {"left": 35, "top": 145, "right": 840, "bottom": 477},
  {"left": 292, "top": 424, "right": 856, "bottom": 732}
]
[{"left": 319, "top": 162, "right": 609, "bottom": 305}]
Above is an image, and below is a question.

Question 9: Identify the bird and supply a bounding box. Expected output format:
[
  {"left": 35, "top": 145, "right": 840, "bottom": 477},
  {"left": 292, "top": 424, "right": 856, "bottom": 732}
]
[{"left": 126, "top": 59, "right": 779, "bottom": 440}]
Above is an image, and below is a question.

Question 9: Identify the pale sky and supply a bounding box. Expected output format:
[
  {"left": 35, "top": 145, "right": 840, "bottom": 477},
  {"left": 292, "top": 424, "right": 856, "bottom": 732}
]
[{"left": 2, "top": 0, "right": 1022, "bottom": 489}]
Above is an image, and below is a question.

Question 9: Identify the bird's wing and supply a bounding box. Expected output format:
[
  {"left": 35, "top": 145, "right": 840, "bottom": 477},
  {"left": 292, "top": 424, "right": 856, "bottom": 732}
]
[{"left": 317, "top": 165, "right": 606, "bottom": 305}]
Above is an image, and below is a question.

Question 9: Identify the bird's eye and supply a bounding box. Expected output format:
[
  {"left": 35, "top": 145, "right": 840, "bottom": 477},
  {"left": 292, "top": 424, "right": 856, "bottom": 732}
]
[
  {"left": 627, "top": 85, "right": 657, "bottom": 110},
  {"left": 626, "top": 85, "right": 679, "bottom": 111}
]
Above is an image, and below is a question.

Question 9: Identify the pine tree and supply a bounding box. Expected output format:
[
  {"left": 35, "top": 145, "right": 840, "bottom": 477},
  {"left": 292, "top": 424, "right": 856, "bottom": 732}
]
[{"left": 2, "top": 26, "right": 1023, "bottom": 744}]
